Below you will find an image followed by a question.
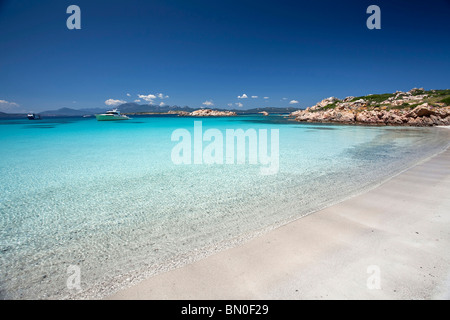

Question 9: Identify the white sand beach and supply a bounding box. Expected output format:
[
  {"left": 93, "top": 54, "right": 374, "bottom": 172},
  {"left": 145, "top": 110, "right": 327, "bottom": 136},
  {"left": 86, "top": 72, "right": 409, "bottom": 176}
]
[{"left": 109, "top": 144, "right": 450, "bottom": 300}]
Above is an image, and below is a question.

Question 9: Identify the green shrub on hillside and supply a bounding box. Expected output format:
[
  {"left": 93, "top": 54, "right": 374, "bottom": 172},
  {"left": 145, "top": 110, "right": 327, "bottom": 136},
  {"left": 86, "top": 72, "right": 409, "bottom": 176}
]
[
  {"left": 426, "top": 89, "right": 450, "bottom": 96},
  {"left": 440, "top": 96, "right": 450, "bottom": 105},
  {"left": 351, "top": 93, "right": 395, "bottom": 103}
]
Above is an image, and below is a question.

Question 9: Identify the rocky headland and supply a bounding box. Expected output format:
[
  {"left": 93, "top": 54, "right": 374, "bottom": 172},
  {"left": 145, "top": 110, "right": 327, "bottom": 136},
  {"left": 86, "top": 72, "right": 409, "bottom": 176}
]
[{"left": 290, "top": 88, "right": 450, "bottom": 126}]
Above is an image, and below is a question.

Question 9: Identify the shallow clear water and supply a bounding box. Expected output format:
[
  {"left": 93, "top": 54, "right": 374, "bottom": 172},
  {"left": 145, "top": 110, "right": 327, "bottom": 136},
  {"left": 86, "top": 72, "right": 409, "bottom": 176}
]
[{"left": 0, "top": 115, "right": 449, "bottom": 299}]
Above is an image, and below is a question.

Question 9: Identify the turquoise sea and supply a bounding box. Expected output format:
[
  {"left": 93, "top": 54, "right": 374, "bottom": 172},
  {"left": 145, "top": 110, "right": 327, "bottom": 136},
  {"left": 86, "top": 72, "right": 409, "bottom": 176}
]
[{"left": 1, "top": 115, "right": 449, "bottom": 299}]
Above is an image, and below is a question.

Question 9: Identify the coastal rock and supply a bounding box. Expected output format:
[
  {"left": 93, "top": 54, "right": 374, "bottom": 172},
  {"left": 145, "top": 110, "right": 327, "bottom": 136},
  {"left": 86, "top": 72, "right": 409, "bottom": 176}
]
[
  {"left": 343, "top": 96, "right": 355, "bottom": 102},
  {"left": 407, "top": 117, "right": 423, "bottom": 126},
  {"left": 355, "top": 110, "right": 382, "bottom": 124},
  {"left": 189, "top": 109, "right": 237, "bottom": 117},
  {"left": 409, "top": 87, "right": 425, "bottom": 95},
  {"left": 293, "top": 106, "right": 450, "bottom": 126},
  {"left": 168, "top": 110, "right": 190, "bottom": 116},
  {"left": 290, "top": 88, "right": 450, "bottom": 126},
  {"left": 443, "top": 116, "right": 450, "bottom": 125},
  {"left": 318, "top": 97, "right": 340, "bottom": 107},
  {"left": 290, "top": 109, "right": 304, "bottom": 117},
  {"left": 430, "top": 114, "right": 443, "bottom": 125},
  {"left": 309, "top": 97, "right": 340, "bottom": 110},
  {"left": 436, "top": 107, "right": 450, "bottom": 118},
  {"left": 410, "top": 103, "right": 435, "bottom": 117},
  {"left": 334, "top": 111, "right": 355, "bottom": 122},
  {"left": 350, "top": 99, "right": 368, "bottom": 109},
  {"left": 386, "top": 112, "right": 405, "bottom": 124}
]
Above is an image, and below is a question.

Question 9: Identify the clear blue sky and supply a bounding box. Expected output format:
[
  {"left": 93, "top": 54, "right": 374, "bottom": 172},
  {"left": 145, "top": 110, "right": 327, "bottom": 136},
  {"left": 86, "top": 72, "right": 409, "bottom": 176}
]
[{"left": 0, "top": 0, "right": 449, "bottom": 112}]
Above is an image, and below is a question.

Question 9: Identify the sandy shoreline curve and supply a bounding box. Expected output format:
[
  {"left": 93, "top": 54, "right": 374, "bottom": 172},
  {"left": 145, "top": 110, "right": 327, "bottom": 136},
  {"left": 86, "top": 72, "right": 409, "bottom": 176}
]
[{"left": 108, "top": 139, "right": 450, "bottom": 300}]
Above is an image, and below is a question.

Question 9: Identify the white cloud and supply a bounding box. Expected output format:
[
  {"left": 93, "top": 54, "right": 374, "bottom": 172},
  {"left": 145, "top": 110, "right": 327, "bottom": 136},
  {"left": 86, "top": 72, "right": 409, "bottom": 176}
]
[
  {"left": 203, "top": 100, "right": 214, "bottom": 107},
  {"left": 282, "top": 97, "right": 288, "bottom": 100},
  {"left": 264, "top": 97, "right": 269, "bottom": 99},
  {"left": 289, "top": 100, "right": 299, "bottom": 104},
  {"left": 0, "top": 99, "right": 19, "bottom": 106},
  {"left": 235, "top": 102, "right": 243, "bottom": 107},
  {"left": 137, "top": 93, "right": 168, "bottom": 104},
  {"left": 105, "top": 99, "right": 126, "bottom": 106},
  {"left": 126, "top": 93, "right": 131, "bottom": 97},
  {"left": 237, "top": 94, "right": 248, "bottom": 99},
  {"left": 159, "top": 102, "right": 166, "bottom": 107},
  {"left": 0, "top": 99, "right": 21, "bottom": 112},
  {"left": 138, "top": 94, "right": 156, "bottom": 102},
  {"left": 134, "top": 99, "right": 141, "bottom": 103},
  {"left": 157, "top": 93, "right": 169, "bottom": 99},
  {"left": 251, "top": 96, "right": 258, "bottom": 99}
]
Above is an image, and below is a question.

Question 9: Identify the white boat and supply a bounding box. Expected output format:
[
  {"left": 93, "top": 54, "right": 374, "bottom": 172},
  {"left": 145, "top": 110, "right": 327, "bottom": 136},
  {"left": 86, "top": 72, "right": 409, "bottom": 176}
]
[
  {"left": 95, "top": 109, "right": 130, "bottom": 121},
  {"left": 27, "top": 113, "right": 41, "bottom": 120}
]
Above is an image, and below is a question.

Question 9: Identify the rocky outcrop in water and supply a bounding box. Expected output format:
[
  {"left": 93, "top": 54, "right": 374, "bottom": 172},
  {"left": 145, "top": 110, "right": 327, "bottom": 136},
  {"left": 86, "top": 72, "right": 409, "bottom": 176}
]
[
  {"left": 189, "top": 109, "right": 237, "bottom": 117},
  {"left": 290, "top": 88, "right": 450, "bottom": 126},
  {"left": 167, "top": 109, "right": 237, "bottom": 117}
]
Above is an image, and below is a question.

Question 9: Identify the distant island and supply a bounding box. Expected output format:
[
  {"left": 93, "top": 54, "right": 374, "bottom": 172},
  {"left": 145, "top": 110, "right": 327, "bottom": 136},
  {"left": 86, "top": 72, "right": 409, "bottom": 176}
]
[
  {"left": 2, "top": 89, "right": 449, "bottom": 124},
  {"left": 0, "top": 104, "right": 297, "bottom": 119},
  {"left": 0, "top": 111, "right": 26, "bottom": 119},
  {"left": 290, "top": 88, "right": 450, "bottom": 126}
]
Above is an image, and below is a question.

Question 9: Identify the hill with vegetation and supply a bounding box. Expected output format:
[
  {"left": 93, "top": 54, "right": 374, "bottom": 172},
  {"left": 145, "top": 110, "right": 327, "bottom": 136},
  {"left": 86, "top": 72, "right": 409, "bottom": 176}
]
[{"left": 290, "top": 88, "right": 450, "bottom": 126}]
